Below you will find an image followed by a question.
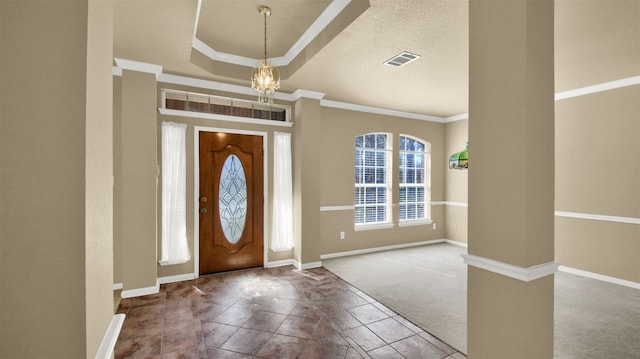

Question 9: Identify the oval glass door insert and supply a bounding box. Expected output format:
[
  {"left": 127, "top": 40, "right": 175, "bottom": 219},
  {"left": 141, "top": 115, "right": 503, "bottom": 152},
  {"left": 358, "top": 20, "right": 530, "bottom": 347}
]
[{"left": 218, "top": 154, "right": 247, "bottom": 244}]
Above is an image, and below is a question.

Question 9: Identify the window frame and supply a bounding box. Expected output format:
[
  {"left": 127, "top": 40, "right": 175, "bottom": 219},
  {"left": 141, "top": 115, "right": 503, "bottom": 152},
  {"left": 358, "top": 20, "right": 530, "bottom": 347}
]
[
  {"left": 398, "top": 135, "right": 431, "bottom": 226},
  {"left": 354, "top": 133, "right": 394, "bottom": 231}
]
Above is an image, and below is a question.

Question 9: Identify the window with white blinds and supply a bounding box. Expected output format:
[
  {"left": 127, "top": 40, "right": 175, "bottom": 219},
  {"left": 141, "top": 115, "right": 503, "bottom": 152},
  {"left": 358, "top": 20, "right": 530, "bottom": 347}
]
[
  {"left": 354, "top": 133, "right": 392, "bottom": 226},
  {"left": 399, "top": 135, "right": 431, "bottom": 222}
]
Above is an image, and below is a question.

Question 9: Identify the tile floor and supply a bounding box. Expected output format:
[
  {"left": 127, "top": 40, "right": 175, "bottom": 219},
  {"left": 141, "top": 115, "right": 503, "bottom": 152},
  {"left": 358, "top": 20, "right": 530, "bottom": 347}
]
[{"left": 115, "top": 266, "right": 467, "bottom": 359}]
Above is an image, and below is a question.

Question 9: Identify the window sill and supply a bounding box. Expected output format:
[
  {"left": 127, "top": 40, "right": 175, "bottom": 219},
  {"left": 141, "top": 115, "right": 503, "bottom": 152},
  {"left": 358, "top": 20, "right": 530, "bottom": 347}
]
[
  {"left": 354, "top": 223, "right": 395, "bottom": 232},
  {"left": 398, "top": 219, "right": 432, "bottom": 227}
]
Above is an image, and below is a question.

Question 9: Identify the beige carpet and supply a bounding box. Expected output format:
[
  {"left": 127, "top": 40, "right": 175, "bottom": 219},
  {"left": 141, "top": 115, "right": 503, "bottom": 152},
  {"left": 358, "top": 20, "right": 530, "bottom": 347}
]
[{"left": 323, "top": 243, "right": 640, "bottom": 358}]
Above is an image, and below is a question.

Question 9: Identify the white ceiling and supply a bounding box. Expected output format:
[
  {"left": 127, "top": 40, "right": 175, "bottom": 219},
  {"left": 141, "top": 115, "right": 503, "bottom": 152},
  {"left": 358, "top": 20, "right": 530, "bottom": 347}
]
[{"left": 114, "top": 0, "right": 639, "bottom": 118}]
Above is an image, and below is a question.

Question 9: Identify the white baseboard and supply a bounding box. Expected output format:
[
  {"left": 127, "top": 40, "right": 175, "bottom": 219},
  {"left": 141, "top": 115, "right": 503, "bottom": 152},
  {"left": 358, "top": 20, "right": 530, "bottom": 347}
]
[
  {"left": 265, "top": 259, "right": 296, "bottom": 268},
  {"left": 95, "top": 314, "right": 125, "bottom": 359},
  {"left": 558, "top": 265, "right": 640, "bottom": 290},
  {"left": 293, "top": 260, "right": 323, "bottom": 270},
  {"left": 158, "top": 273, "right": 196, "bottom": 285},
  {"left": 113, "top": 282, "right": 123, "bottom": 291},
  {"left": 320, "top": 239, "right": 447, "bottom": 260},
  {"left": 120, "top": 281, "right": 160, "bottom": 299},
  {"left": 445, "top": 239, "right": 468, "bottom": 248}
]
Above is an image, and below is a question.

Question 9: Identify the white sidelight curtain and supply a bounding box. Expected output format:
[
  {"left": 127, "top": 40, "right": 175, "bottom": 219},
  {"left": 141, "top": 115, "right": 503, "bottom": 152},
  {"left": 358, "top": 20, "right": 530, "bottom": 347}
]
[
  {"left": 271, "top": 131, "right": 294, "bottom": 252},
  {"left": 160, "top": 121, "right": 190, "bottom": 265}
]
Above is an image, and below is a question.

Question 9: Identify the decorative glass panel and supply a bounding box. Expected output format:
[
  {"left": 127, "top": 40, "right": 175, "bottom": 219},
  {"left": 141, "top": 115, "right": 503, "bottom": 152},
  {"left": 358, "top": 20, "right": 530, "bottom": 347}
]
[{"left": 219, "top": 154, "right": 247, "bottom": 244}]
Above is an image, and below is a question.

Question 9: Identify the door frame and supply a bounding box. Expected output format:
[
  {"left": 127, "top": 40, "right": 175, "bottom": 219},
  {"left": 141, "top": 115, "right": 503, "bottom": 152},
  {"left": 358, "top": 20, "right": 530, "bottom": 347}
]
[{"left": 193, "top": 126, "right": 269, "bottom": 278}]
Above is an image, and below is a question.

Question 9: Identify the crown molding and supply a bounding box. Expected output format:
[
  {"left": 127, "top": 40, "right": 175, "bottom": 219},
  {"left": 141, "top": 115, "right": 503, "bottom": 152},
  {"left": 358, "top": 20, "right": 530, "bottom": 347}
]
[
  {"left": 320, "top": 99, "right": 446, "bottom": 123},
  {"left": 112, "top": 59, "right": 446, "bottom": 122},
  {"left": 446, "top": 75, "right": 640, "bottom": 122},
  {"left": 113, "top": 59, "right": 639, "bottom": 125},
  {"left": 444, "top": 113, "right": 469, "bottom": 123},
  {"left": 113, "top": 58, "right": 162, "bottom": 78}
]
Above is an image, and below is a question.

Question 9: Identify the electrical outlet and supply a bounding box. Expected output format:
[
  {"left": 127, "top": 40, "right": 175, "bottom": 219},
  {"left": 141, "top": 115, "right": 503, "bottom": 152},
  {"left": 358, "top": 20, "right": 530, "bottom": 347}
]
[
  {"left": 340, "top": 231, "right": 345, "bottom": 240},
  {"left": 453, "top": 224, "right": 457, "bottom": 231},
  {"left": 432, "top": 222, "right": 437, "bottom": 230}
]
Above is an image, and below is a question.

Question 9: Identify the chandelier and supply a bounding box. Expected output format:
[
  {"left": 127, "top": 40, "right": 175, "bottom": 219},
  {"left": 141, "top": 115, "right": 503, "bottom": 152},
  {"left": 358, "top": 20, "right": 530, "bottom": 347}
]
[{"left": 251, "top": 5, "right": 280, "bottom": 104}]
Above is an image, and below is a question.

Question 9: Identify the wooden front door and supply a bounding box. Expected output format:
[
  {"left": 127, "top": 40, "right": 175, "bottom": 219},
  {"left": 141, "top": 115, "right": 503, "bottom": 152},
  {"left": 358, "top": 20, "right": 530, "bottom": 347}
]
[{"left": 199, "top": 132, "right": 263, "bottom": 274}]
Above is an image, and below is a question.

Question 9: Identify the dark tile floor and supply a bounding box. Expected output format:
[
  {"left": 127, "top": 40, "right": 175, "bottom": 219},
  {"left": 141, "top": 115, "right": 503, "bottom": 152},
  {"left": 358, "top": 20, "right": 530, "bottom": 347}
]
[{"left": 115, "top": 266, "right": 467, "bottom": 359}]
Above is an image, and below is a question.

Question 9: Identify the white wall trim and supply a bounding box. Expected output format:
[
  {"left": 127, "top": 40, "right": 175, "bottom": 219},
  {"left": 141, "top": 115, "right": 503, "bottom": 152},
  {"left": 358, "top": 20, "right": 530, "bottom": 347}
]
[
  {"left": 158, "top": 273, "right": 196, "bottom": 285},
  {"left": 555, "top": 211, "right": 640, "bottom": 225},
  {"left": 427, "top": 205, "right": 639, "bottom": 225},
  {"left": 444, "top": 113, "right": 469, "bottom": 123},
  {"left": 114, "top": 59, "right": 447, "bottom": 122},
  {"left": 320, "top": 239, "right": 447, "bottom": 260},
  {"left": 265, "top": 259, "right": 296, "bottom": 268},
  {"left": 291, "top": 89, "right": 326, "bottom": 100},
  {"left": 293, "top": 260, "right": 323, "bottom": 270},
  {"left": 112, "top": 282, "right": 123, "bottom": 290},
  {"left": 462, "top": 253, "right": 560, "bottom": 282},
  {"left": 354, "top": 222, "right": 395, "bottom": 231},
  {"left": 445, "top": 239, "right": 468, "bottom": 248},
  {"left": 191, "top": 0, "right": 351, "bottom": 68},
  {"left": 120, "top": 280, "right": 160, "bottom": 299},
  {"left": 114, "top": 58, "right": 162, "bottom": 79},
  {"left": 95, "top": 314, "right": 125, "bottom": 359},
  {"left": 558, "top": 265, "right": 640, "bottom": 290},
  {"left": 320, "top": 99, "right": 445, "bottom": 123},
  {"left": 447, "top": 75, "right": 640, "bottom": 121},
  {"left": 193, "top": 126, "right": 270, "bottom": 279},
  {"left": 432, "top": 201, "right": 468, "bottom": 207},
  {"left": 555, "top": 76, "right": 640, "bottom": 101},
  {"left": 159, "top": 108, "right": 294, "bottom": 128},
  {"left": 320, "top": 205, "right": 354, "bottom": 212}
]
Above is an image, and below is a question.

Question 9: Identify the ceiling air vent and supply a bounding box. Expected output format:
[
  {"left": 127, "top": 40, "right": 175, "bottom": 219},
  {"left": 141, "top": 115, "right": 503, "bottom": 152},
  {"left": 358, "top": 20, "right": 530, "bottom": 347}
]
[{"left": 384, "top": 51, "right": 421, "bottom": 67}]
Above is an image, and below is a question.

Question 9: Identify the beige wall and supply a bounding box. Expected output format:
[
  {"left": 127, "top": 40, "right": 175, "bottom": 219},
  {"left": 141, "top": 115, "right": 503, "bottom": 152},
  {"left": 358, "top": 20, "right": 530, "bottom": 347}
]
[
  {"left": 315, "top": 106, "right": 446, "bottom": 260},
  {"left": 113, "top": 82, "right": 450, "bottom": 279},
  {"left": 1, "top": 0, "right": 114, "bottom": 357},
  {"left": 114, "top": 77, "right": 123, "bottom": 284},
  {"left": 443, "top": 84, "right": 639, "bottom": 283},
  {"left": 112, "top": 76, "right": 638, "bottom": 288},
  {"left": 120, "top": 70, "right": 158, "bottom": 290},
  {"left": 445, "top": 119, "right": 469, "bottom": 243},
  {"left": 85, "top": 0, "right": 115, "bottom": 356},
  {"left": 555, "top": 85, "right": 639, "bottom": 282}
]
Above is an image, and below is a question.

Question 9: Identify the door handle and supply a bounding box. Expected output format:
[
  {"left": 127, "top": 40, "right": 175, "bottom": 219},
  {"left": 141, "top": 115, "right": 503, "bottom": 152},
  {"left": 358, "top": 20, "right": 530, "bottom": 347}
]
[{"left": 200, "top": 208, "right": 208, "bottom": 214}]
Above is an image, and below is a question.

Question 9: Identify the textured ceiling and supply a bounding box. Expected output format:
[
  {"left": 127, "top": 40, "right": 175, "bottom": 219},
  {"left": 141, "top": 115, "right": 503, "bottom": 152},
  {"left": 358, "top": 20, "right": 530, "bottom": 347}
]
[{"left": 114, "top": 0, "right": 640, "bottom": 118}]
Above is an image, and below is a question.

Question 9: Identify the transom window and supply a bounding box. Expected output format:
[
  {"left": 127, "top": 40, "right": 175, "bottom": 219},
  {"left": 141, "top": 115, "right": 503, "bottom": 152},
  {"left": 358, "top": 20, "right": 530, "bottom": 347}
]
[
  {"left": 399, "top": 135, "right": 430, "bottom": 222},
  {"left": 354, "top": 133, "right": 392, "bottom": 226}
]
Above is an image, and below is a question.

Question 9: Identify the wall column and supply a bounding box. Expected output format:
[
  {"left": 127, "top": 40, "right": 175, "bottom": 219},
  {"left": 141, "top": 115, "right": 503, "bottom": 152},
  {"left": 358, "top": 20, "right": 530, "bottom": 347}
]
[
  {"left": 120, "top": 70, "right": 158, "bottom": 295},
  {"left": 467, "top": 0, "right": 556, "bottom": 358},
  {"left": 293, "top": 97, "right": 322, "bottom": 265}
]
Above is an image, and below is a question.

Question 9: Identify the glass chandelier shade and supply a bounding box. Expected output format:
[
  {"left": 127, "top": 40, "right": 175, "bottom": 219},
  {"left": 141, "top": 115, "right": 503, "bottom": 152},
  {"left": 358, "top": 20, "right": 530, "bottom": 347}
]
[{"left": 251, "top": 6, "right": 280, "bottom": 104}]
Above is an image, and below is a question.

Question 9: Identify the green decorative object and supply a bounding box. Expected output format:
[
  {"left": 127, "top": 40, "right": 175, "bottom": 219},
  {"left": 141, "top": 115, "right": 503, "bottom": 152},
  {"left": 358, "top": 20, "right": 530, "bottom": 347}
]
[{"left": 449, "top": 142, "right": 469, "bottom": 170}]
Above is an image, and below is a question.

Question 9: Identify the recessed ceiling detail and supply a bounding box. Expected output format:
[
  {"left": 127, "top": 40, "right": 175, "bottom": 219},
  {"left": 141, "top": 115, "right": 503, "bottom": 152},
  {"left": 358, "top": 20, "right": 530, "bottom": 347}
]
[
  {"left": 190, "top": 0, "right": 370, "bottom": 81},
  {"left": 384, "top": 51, "right": 421, "bottom": 67}
]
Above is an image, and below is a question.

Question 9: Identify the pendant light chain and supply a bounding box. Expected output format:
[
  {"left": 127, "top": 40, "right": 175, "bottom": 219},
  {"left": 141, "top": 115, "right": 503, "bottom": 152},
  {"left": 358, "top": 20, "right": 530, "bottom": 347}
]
[
  {"left": 251, "top": 5, "right": 280, "bottom": 104},
  {"left": 263, "top": 11, "right": 268, "bottom": 62}
]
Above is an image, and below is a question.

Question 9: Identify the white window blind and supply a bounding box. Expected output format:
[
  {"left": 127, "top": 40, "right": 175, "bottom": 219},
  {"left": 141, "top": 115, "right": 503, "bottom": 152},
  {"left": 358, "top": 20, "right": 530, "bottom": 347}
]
[
  {"left": 271, "top": 132, "right": 294, "bottom": 251},
  {"left": 160, "top": 121, "right": 190, "bottom": 265},
  {"left": 354, "top": 133, "right": 392, "bottom": 225},
  {"left": 399, "top": 135, "right": 430, "bottom": 221}
]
